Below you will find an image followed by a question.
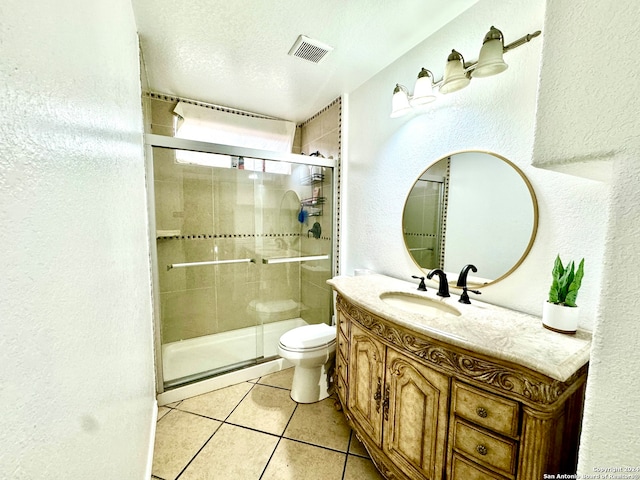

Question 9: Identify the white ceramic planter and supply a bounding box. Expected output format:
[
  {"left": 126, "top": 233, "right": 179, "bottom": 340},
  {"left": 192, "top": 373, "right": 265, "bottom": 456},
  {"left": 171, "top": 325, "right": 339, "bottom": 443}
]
[{"left": 542, "top": 301, "right": 579, "bottom": 334}]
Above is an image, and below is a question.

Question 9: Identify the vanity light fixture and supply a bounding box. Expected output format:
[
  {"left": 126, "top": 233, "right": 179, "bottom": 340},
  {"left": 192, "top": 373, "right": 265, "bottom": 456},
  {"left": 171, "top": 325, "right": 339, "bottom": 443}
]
[
  {"left": 410, "top": 68, "right": 437, "bottom": 106},
  {"left": 390, "top": 26, "right": 541, "bottom": 117},
  {"left": 472, "top": 26, "right": 508, "bottom": 77},
  {"left": 440, "top": 50, "right": 471, "bottom": 94},
  {"left": 390, "top": 84, "right": 412, "bottom": 118}
]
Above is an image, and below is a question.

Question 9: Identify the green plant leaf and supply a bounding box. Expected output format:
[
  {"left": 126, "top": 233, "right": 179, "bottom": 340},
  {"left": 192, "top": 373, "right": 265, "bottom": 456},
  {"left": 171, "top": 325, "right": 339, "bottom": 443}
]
[
  {"left": 558, "top": 261, "right": 575, "bottom": 302},
  {"left": 564, "top": 258, "right": 585, "bottom": 307},
  {"left": 548, "top": 255, "right": 564, "bottom": 303}
]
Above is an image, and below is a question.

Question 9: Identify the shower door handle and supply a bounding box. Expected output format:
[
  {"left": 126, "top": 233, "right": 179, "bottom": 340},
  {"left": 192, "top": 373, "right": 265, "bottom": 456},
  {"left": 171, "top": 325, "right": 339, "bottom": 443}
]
[
  {"left": 262, "top": 254, "right": 329, "bottom": 264},
  {"left": 167, "top": 258, "right": 254, "bottom": 270}
]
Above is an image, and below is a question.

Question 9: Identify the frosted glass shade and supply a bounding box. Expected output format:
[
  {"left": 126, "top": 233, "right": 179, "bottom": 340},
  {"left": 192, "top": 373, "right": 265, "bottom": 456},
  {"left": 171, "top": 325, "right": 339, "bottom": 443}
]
[
  {"left": 440, "top": 53, "right": 470, "bottom": 94},
  {"left": 390, "top": 84, "right": 412, "bottom": 118},
  {"left": 472, "top": 38, "right": 508, "bottom": 78},
  {"left": 410, "top": 69, "right": 436, "bottom": 106}
]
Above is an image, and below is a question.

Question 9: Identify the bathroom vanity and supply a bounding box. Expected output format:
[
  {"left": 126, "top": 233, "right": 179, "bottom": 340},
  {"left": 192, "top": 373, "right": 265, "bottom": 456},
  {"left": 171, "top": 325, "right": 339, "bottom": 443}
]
[{"left": 328, "top": 274, "right": 591, "bottom": 480}]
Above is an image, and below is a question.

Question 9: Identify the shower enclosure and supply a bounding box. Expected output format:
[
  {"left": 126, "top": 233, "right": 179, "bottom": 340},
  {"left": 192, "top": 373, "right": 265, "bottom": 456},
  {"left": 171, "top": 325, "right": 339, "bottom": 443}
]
[
  {"left": 146, "top": 134, "right": 335, "bottom": 390},
  {"left": 403, "top": 172, "right": 446, "bottom": 270}
]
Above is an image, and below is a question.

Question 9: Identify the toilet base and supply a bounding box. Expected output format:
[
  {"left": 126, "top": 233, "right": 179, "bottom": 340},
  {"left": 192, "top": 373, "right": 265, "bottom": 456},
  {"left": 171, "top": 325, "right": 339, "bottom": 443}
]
[{"left": 290, "top": 361, "right": 333, "bottom": 404}]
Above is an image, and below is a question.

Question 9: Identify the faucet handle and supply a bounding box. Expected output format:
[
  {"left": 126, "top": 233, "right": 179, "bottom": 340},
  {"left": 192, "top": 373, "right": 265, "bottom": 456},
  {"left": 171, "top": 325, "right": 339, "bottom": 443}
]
[
  {"left": 459, "top": 287, "right": 482, "bottom": 304},
  {"left": 411, "top": 275, "right": 427, "bottom": 291}
]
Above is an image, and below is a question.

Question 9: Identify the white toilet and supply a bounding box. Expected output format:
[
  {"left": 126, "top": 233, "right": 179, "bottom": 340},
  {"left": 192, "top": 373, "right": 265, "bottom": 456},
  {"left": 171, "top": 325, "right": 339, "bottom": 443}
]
[{"left": 277, "top": 323, "right": 337, "bottom": 403}]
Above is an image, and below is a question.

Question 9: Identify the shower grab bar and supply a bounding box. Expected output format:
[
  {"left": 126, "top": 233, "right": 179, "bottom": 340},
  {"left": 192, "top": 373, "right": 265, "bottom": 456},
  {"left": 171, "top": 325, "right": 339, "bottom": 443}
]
[
  {"left": 262, "top": 254, "right": 329, "bottom": 265},
  {"left": 167, "top": 258, "right": 254, "bottom": 270}
]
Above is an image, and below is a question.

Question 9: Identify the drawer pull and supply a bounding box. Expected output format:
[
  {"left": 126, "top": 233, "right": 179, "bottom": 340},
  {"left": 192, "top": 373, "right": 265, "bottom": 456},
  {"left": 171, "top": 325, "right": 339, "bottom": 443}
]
[
  {"left": 476, "top": 444, "right": 488, "bottom": 456},
  {"left": 476, "top": 407, "right": 488, "bottom": 418}
]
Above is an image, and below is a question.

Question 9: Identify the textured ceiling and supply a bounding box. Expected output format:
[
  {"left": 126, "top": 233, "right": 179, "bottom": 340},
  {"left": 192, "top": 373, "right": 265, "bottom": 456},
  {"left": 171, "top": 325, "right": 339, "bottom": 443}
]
[{"left": 132, "top": 0, "right": 479, "bottom": 123}]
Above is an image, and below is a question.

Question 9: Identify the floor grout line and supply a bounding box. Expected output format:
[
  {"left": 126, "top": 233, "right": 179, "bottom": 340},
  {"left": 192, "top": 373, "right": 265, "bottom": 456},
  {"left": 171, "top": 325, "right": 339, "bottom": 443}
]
[
  {"left": 341, "top": 430, "right": 354, "bottom": 479},
  {"left": 173, "top": 381, "right": 258, "bottom": 480},
  {"left": 153, "top": 371, "right": 377, "bottom": 480},
  {"left": 258, "top": 401, "right": 299, "bottom": 479},
  {"left": 174, "top": 421, "right": 223, "bottom": 480}
]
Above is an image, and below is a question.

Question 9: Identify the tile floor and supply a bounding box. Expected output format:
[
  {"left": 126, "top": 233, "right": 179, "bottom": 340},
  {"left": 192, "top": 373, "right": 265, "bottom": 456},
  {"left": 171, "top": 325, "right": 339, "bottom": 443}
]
[{"left": 151, "top": 368, "right": 384, "bottom": 480}]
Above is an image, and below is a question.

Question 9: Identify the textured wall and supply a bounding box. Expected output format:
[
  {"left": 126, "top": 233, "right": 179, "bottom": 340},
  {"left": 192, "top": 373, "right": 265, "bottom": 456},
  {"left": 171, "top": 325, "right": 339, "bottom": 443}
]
[
  {"left": 0, "top": 0, "right": 156, "bottom": 478},
  {"left": 344, "top": 0, "right": 609, "bottom": 329},
  {"left": 533, "top": 2, "right": 640, "bottom": 180},
  {"left": 535, "top": 1, "right": 640, "bottom": 472}
]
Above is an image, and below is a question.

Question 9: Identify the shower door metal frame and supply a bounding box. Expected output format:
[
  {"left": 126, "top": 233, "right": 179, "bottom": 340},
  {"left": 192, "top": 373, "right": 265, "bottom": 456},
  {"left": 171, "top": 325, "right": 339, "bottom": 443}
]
[{"left": 144, "top": 133, "right": 337, "bottom": 395}]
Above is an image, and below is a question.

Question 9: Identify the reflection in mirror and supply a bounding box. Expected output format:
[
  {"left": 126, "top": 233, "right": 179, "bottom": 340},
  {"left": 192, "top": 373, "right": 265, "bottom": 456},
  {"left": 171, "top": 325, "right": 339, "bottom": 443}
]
[{"left": 403, "top": 151, "right": 538, "bottom": 287}]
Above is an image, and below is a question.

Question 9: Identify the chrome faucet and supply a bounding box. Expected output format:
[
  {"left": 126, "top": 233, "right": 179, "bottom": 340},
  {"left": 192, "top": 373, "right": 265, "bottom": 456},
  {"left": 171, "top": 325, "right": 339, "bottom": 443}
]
[
  {"left": 456, "top": 264, "right": 482, "bottom": 304},
  {"left": 427, "top": 269, "right": 450, "bottom": 297}
]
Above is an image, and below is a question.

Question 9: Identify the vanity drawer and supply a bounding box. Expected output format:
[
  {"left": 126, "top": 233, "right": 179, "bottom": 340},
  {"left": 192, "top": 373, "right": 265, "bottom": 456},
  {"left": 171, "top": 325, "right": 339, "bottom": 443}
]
[
  {"left": 450, "top": 453, "right": 510, "bottom": 480},
  {"left": 452, "top": 381, "right": 519, "bottom": 437},
  {"left": 338, "top": 330, "right": 349, "bottom": 360},
  {"left": 336, "top": 366, "right": 347, "bottom": 404},
  {"left": 336, "top": 342, "right": 348, "bottom": 402},
  {"left": 452, "top": 419, "right": 518, "bottom": 476},
  {"left": 338, "top": 313, "right": 349, "bottom": 338}
]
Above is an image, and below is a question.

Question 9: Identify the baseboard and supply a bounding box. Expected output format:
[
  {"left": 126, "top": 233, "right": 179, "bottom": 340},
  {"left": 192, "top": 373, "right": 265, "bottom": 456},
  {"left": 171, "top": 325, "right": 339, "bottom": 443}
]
[{"left": 144, "top": 399, "right": 158, "bottom": 478}]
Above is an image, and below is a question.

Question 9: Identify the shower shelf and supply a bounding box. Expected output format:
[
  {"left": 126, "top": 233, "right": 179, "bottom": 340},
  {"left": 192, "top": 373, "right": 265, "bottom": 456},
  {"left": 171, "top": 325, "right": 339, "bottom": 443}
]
[
  {"left": 301, "top": 173, "right": 324, "bottom": 185},
  {"left": 301, "top": 196, "right": 325, "bottom": 206}
]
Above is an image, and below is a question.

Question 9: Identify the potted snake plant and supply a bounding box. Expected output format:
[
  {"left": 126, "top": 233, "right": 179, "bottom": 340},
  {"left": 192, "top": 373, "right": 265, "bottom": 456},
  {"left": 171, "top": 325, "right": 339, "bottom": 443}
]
[{"left": 542, "top": 255, "right": 584, "bottom": 334}]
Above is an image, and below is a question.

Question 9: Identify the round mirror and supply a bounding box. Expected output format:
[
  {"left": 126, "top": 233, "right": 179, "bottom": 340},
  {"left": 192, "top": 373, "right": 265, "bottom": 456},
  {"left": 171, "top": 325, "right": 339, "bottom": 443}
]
[{"left": 402, "top": 151, "right": 538, "bottom": 287}]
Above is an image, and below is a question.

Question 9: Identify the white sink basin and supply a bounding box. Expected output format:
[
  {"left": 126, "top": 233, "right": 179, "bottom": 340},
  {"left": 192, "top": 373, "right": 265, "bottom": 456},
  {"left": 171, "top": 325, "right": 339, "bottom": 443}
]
[{"left": 380, "top": 292, "right": 461, "bottom": 317}]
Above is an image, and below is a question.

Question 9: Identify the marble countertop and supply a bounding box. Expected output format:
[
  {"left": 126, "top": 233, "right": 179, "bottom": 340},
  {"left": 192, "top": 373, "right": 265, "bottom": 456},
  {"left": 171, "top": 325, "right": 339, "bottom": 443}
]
[{"left": 328, "top": 274, "right": 592, "bottom": 382}]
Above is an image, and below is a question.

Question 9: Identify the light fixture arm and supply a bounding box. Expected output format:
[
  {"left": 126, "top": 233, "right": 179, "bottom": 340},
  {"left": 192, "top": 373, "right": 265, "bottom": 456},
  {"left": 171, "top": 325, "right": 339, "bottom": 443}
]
[{"left": 503, "top": 30, "right": 541, "bottom": 53}]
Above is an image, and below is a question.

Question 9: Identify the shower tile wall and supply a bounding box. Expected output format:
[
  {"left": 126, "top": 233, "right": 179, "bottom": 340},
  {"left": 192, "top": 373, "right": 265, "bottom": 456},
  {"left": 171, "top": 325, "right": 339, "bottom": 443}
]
[
  {"left": 403, "top": 181, "right": 441, "bottom": 269},
  {"left": 298, "top": 99, "right": 340, "bottom": 326},
  {"left": 148, "top": 96, "right": 338, "bottom": 343}
]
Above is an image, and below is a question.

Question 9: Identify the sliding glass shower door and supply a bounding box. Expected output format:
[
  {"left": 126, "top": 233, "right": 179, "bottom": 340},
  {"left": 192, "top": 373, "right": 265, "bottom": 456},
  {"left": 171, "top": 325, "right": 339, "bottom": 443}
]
[{"left": 148, "top": 138, "right": 334, "bottom": 389}]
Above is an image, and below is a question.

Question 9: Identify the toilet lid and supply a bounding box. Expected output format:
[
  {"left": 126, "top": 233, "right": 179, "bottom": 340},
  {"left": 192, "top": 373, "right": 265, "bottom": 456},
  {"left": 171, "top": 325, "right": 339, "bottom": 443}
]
[{"left": 279, "top": 323, "right": 336, "bottom": 350}]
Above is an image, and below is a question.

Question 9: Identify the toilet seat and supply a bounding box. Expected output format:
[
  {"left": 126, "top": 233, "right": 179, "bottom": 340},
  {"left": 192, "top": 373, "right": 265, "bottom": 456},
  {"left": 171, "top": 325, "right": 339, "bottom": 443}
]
[{"left": 278, "top": 323, "right": 336, "bottom": 353}]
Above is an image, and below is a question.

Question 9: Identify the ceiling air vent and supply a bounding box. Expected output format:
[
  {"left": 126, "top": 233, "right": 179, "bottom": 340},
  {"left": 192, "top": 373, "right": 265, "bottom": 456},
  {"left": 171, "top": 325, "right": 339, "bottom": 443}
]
[{"left": 288, "top": 35, "right": 333, "bottom": 64}]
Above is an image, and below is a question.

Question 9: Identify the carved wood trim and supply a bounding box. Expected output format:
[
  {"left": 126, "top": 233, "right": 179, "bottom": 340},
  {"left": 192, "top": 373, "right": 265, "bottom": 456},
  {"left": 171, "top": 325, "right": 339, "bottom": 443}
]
[{"left": 336, "top": 294, "right": 586, "bottom": 408}]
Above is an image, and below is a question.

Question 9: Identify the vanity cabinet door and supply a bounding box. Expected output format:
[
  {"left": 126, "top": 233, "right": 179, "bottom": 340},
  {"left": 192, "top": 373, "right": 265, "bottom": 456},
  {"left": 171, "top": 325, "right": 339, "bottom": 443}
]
[
  {"left": 383, "top": 348, "right": 450, "bottom": 480},
  {"left": 349, "top": 323, "right": 385, "bottom": 448}
]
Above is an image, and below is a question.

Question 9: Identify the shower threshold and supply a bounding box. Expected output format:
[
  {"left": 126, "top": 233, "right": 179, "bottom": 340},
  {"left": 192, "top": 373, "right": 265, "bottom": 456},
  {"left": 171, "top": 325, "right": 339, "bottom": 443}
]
[{"left": 161, "top": 317, "right": 307, "bottom": 388}]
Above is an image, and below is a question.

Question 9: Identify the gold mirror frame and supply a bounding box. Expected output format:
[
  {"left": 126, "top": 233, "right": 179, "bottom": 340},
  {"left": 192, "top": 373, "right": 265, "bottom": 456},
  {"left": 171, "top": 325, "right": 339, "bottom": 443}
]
[{"left": 402, "top": 150, "right": 538, "bottom": 288}]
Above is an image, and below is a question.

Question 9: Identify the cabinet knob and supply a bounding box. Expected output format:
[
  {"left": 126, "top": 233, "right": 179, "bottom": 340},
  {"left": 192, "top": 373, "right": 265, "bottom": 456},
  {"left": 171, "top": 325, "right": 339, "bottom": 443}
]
[
  {"left": 476, "top": 407, "right": 488, "bottom": 418},
  {"left": 476, "top": 444, "right": 488, "bottom": 456}
]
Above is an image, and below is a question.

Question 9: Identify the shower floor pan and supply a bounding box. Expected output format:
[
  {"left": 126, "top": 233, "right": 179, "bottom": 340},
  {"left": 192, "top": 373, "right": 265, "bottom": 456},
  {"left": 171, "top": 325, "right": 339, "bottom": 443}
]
[{"left": 162, "top": 318, "right": 307, "bottom": 386}]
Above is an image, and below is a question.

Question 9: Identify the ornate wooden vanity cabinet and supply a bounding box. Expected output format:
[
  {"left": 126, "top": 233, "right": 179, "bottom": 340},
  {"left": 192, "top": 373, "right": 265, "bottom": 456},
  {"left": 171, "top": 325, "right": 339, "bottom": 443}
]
[{"left": 335, "top": 294, "right": 588, "bottom": 480}]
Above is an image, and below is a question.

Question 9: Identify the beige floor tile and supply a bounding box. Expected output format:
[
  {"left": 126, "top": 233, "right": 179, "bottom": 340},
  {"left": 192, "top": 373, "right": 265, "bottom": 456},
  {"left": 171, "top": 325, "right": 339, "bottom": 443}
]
[
  {"left": 258, "top": 367, "right": 294, "bottom": 389},
  {"left": 176, "top": 382, "right": 253, "bottom": 420},
  {"left": 284, "top": 397, "right": 351, "bottom": 451},
  {"left": 227, "top": 384, "right": 296, "bottom": 435},
  {"left": 152, "top": 409, "right": 221, "bottom": 480},
  {"left": 157, "top": 406, "right": 171, "bottom": 421},
  {"left": 180, "top": 423, "right": 279, "bottom": 479},
  {"left": 261, "top": 439, "right": 345, "bottom": 480},
  {"left": 343, "top": 455, "right": 385, "bottom": 480},
  {"left": 349, "top": 431, "right": 370, "bottom": 458}
]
